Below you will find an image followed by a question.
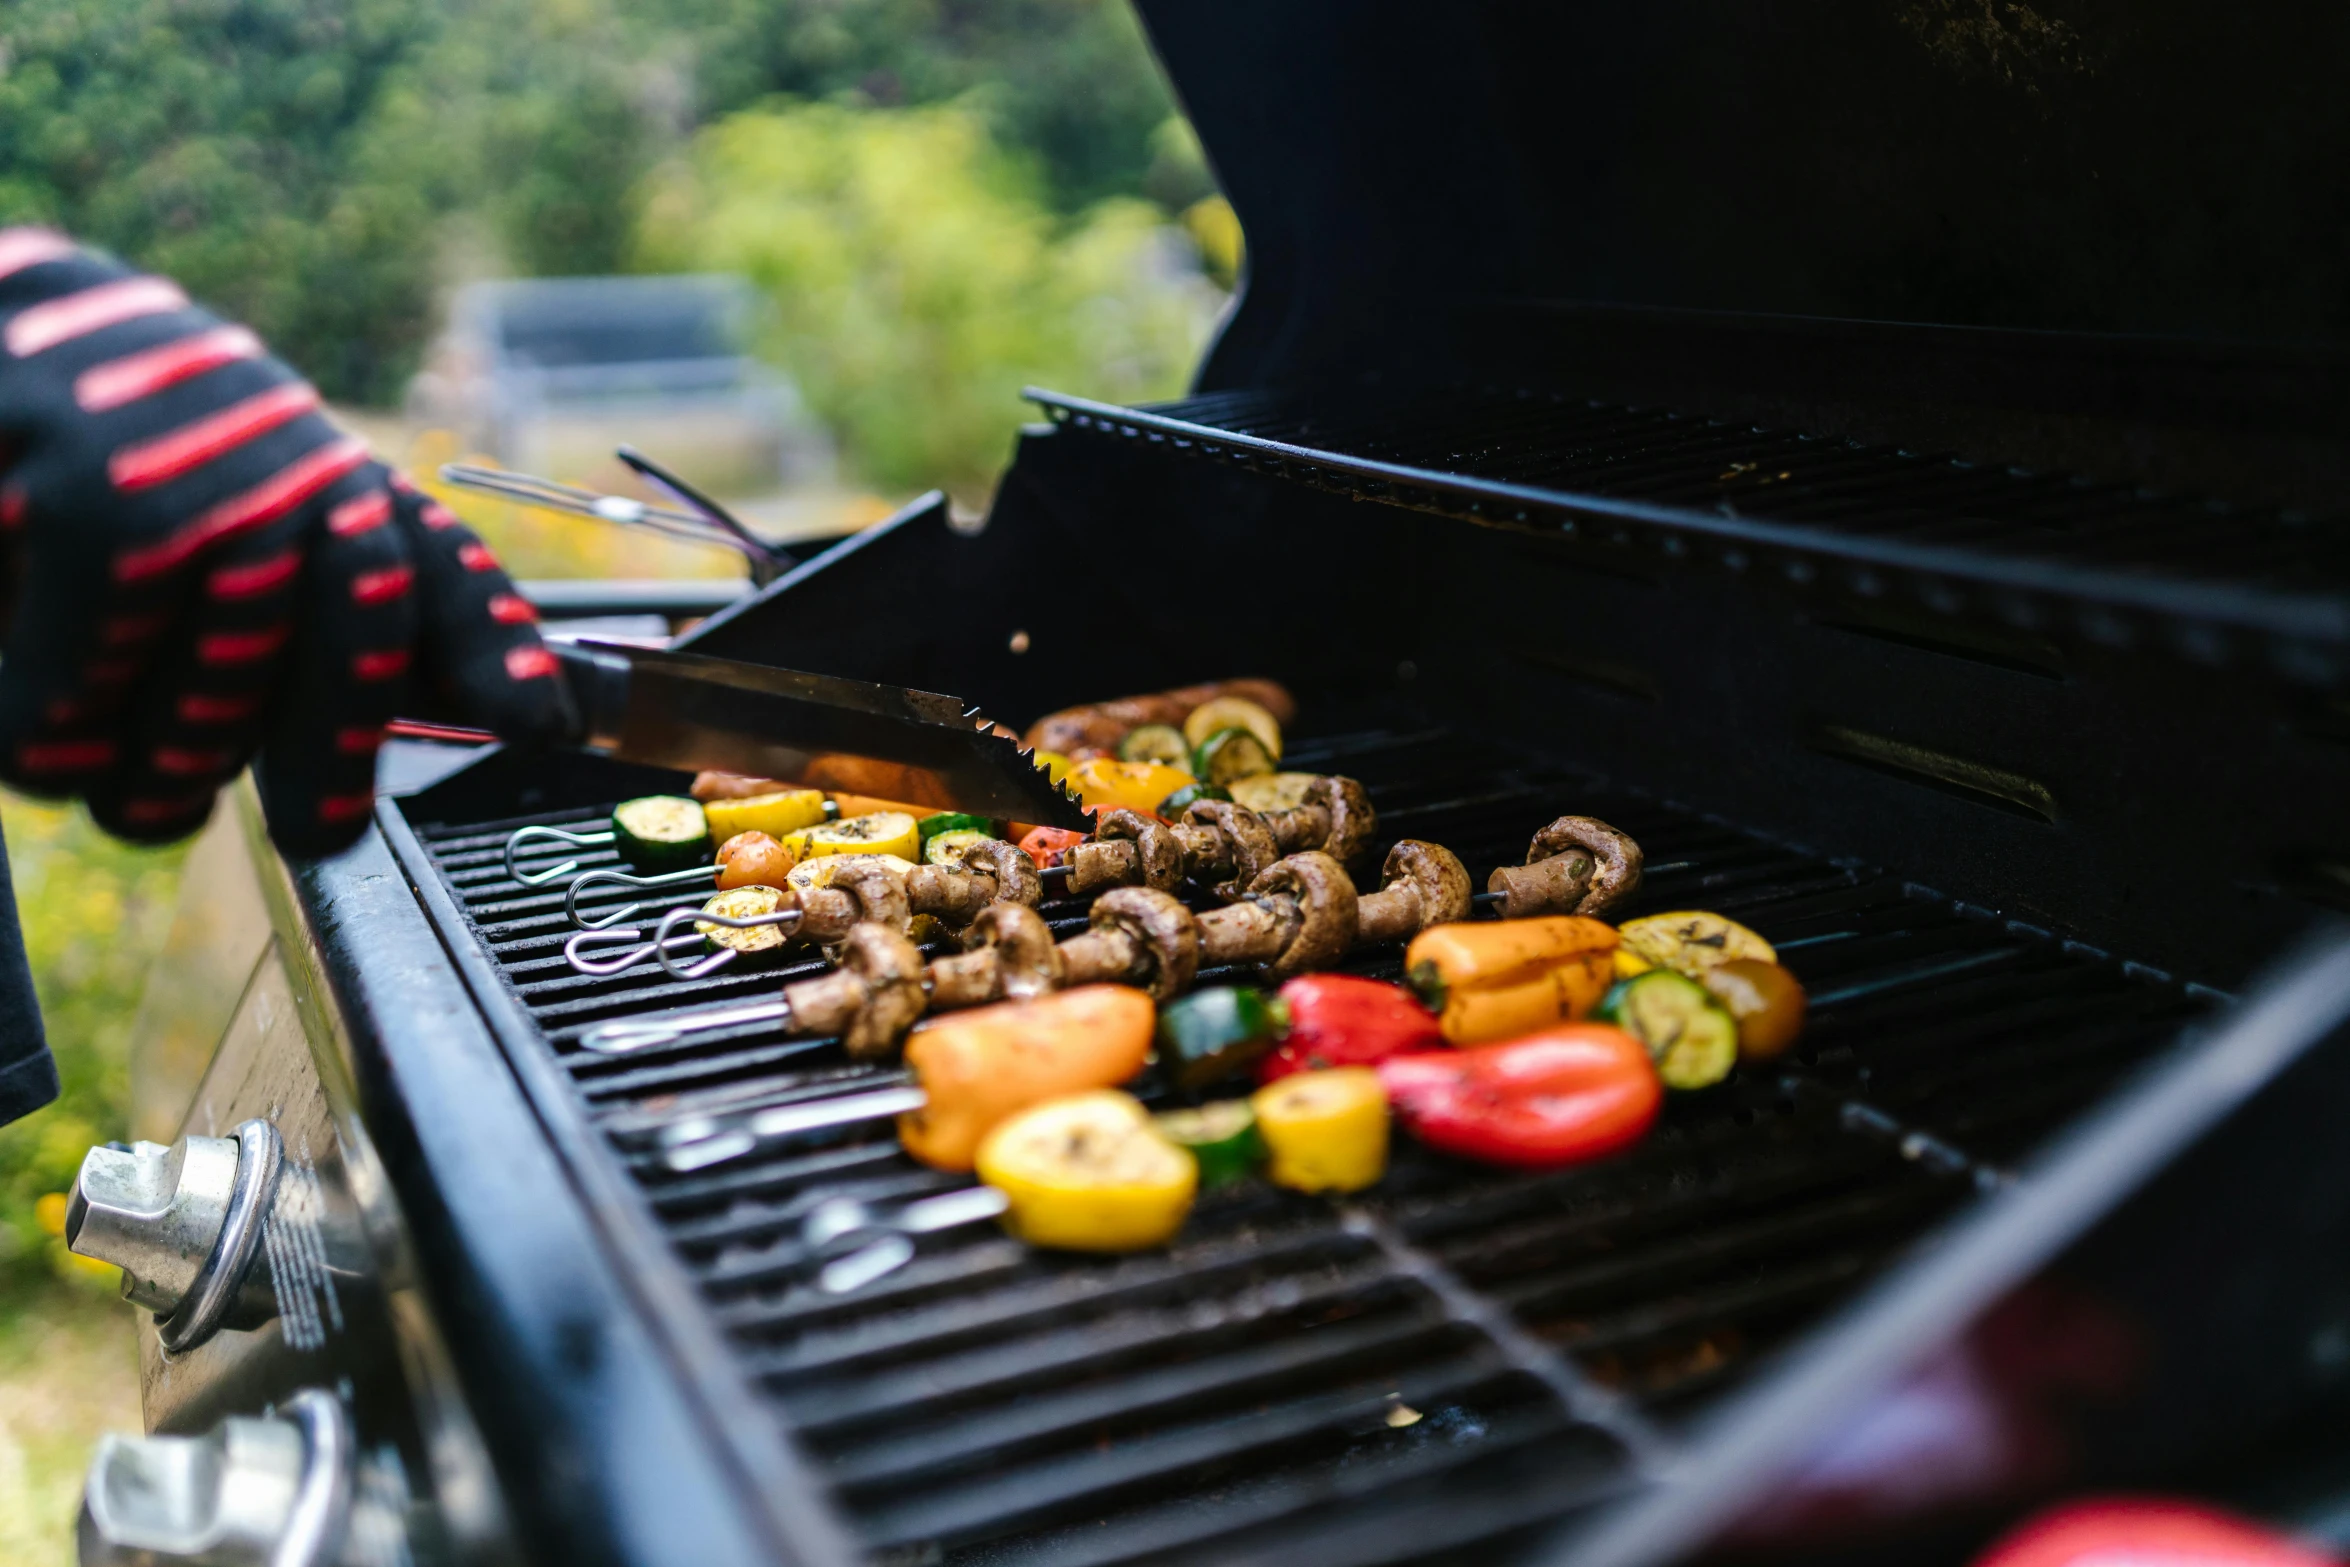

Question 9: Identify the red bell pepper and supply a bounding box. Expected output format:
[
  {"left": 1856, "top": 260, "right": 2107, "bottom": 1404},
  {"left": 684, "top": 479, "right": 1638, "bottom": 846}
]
[
  {"left": 1256, "top": 974, "right": 1445, "bottom": 1084},
  {"left": 1377, "top": 1025, "right": 1660, "bottom": 1168}
]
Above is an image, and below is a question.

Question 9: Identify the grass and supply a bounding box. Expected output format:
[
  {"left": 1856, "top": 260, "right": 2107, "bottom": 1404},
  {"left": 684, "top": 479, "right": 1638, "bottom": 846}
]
[{"left": 0, "top": 1279, "right": 142, "bottom": 1567}]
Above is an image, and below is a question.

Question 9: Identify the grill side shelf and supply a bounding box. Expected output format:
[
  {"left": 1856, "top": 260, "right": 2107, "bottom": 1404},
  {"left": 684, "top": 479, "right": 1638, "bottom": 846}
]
[
  {"left": 393, "top": 724, "right": 2220, "bottom": 1567},
  {"left": 1024, "top": 385, "right": 2350, "bottom": 676}
]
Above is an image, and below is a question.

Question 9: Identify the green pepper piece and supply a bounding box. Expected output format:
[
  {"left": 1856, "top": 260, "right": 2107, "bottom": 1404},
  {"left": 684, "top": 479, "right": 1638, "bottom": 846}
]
[
  {"left": 1155, "top": 985, "right": 1291, "bottom": 1090},
  {"left": 1156, "top": 782, "right": 1232, "bottom": 817},
  {"left": 1154, "top": 1101, "right": 1264, "bottom": 1187}
]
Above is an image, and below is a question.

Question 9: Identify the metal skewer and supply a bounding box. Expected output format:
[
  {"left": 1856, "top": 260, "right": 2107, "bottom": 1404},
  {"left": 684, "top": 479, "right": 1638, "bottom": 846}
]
[
  {"left": 567, "top": 864, "right": 719, "bottom": 930},
  {"left": 564, "top": 923, "right": 703, "bottom": 977},
  {"left": 800, "top": 1186, "right": 1010, "bottom": 1293},
  {"left": 584, "top": 995, "right": 795, "bottom": 1055},
  {"left": 696, "top": 1182, "right": 1011, "bottom": 1295},
  {"left": 652, "top": 902, "right": 807, "bottom": 981},
  {"left": 581, "top": 884, "right": 1513, "bottom": 1053},
  {"left": 506, "top": 822, "right": 617, "bottom": 886},
  {"left": 657, "top": 1083, "right": 929, "bottom": 1171}
]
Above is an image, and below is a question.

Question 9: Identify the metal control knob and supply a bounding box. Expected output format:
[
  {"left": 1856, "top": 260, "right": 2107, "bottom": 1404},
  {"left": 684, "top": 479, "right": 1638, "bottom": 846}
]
[
  {"left": 78, "top": 1389, "right": 357, "bottom": 1567},
  {"left": 66, "top": 1120, "right": 282, "bottom": 1354}
]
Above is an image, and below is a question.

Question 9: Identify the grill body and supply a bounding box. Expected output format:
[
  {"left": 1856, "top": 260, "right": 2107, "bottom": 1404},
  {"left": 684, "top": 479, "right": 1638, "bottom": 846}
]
[
  {"left": 207, "top": 434, "right": 2350, "bottom": 1567},
  {"left": 342, "top": 495, "right": 2350, "bottom": 1566}
]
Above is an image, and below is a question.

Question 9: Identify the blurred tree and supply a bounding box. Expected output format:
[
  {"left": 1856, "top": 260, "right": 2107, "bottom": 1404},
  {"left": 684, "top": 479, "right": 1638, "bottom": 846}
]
[
  {"left": 675, "top": 0, "right": 1180, "bottom": 214},
  {"left": 636, "top": 99, "right": 1217, "bottom": 502},
  {"left": 375, "top": 0, "right": 671, "bottom": 280},
  {"left": 0, "top": 0, "right": 1217, "bottom": 407},
  {"left": 0, "top": 0, "right": 447, "bottom": 403}
]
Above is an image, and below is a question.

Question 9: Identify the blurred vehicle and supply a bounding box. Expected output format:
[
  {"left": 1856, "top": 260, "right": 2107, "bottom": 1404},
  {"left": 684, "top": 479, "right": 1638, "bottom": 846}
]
[{"left": 406, "top": 274, "right": 833, "bottom": 496}]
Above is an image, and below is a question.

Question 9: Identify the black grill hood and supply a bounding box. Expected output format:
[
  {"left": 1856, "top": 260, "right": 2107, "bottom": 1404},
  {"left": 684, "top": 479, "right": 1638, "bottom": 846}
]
[{"left": 1139, "top": 0, "right": 2350, "bottom": 509}]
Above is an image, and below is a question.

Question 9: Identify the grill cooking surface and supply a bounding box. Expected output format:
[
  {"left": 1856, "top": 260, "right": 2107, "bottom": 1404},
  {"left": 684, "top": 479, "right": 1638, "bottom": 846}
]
[{"left": 401, "top": 723, "right": 2215, "bottom": 1566}]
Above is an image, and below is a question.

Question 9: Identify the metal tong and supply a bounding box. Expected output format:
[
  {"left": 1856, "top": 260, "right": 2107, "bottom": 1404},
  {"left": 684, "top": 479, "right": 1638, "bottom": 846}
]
[{"left": 439, "top": 446, "right": 794, "bottom": 585}]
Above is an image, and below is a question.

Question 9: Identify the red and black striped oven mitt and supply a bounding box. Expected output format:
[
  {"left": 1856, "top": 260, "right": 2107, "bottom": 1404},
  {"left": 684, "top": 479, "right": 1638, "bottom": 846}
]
[{"left": 0, "top": 229, "right": 572, "bottom": 855}]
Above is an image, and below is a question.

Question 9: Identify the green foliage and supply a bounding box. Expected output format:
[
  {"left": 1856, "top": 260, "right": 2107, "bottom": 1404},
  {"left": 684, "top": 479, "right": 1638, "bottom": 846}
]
[
  {"left": 674, "top": 0, "right": 1179, "bottom": 214},
  {"left": 370, "top": 0, "right": 666, "bottom": 281},
  {"left": 0, "top": 797, "right": 185, "bottom": 1285},
  {"left": 638, "top": 99, "right": 1216, "bottom": 501},
  {"left": 0, "top": 0, "right": 446, "bottom": 403},
  {"left": 0, "top": 0, "right": 1204, "bottom": 409}
]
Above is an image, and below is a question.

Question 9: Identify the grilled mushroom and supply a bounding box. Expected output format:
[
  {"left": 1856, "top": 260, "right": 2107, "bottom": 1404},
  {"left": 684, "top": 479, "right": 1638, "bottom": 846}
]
[
  {"left": 1252, "top": 852, "right": 1360, "bottom": 977},
  {"left": 1181, "top": 799, "right": 1281, "bottom": 902},
  {"left": 1356, "top": 840, "right": 1474, "bottom": 945},
  {"left": 1487, "top": 815, "right": 1643, "bottom": 919}
]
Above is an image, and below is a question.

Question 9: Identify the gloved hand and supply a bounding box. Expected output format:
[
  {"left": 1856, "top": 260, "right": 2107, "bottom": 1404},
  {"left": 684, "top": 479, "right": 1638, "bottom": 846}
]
[{"left": 0, "top": 229, "right": 571, "bottom": 855}]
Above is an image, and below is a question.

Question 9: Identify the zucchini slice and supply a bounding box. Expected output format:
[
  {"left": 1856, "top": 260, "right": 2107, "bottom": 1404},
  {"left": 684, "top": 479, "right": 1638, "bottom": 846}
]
[
  {"left": 1117, "top": 723, "right": 1192, "bottom": 768},
  {"left": 698, "top": 885, "right": 793, "bottom": 955},
  {"left": 611, "top": 795, "right": 711, "bottom": 871},
  {"left": 1597, "top": 970, "right": 1739, "bottom": 1091},
  {"left": 924, "top": 827, "right": 996, "bottom": 866},
  {"left": 1228, "top": 772, "right": 1320, "bottom": 813},
  {"left": 786, "top": 810, "right": 921, "bottom": 863},
  {"left": 704, "top": 788, "right": 827, "bottom": 842},
  {"left": 917, "top": 812, "right": 995, "bottom": 845},
  {"left": 1182, "top": 696, "right": 1282, "bottom": 759},
  {"left": 1193, "top": 727, "right": 1277, "bottom": 787}
]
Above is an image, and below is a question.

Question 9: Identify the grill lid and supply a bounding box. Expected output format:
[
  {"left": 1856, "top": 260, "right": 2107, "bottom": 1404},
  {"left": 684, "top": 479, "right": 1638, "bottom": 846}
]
[
  {"left": 1145, "top": 0, "right": 2350, "bottom": 359},
  {"left": 1139, "top": 0, "right": 2350, "bottom": 506}
]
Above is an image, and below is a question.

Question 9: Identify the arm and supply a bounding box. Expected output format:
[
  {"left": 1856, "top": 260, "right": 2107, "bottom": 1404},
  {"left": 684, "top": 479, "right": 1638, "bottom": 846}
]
[
  {"left": 0, "top": 229, "right": 572, "bottom": 1125},
  {"left": 0, "top": 229, "right": 568, "bottom": 853}
]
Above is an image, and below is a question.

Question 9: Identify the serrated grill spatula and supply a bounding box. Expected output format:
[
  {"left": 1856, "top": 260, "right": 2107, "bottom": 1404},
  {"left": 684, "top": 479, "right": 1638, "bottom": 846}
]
[{"left": 549, "top": 640, "right": 1091, "bottom": 830}]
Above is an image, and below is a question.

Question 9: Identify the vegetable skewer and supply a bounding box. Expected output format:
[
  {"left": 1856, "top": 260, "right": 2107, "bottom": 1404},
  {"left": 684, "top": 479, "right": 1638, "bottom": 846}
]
[
  {"left": 590, "top": 806, "right": 1643, "bottom": 1056},
  {"left": 552, "top": 774, "right": 1401, "bottom": 981},
  {"left": 589, "top": 836, "right": 1477, "bottom": 1060},
  {"left": 658, "top": 985, "right": 1156, "bottom": 1172},
  {"left": 630, "top": 838, "right": 1482, "bottom": 1167}
]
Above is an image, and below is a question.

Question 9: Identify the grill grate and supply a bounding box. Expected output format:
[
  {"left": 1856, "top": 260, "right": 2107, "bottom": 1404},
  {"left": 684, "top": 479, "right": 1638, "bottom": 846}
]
[
  {"left": 401, "top": 721, "right": 2214, "bottom": 1566},
  {"left": 1025, "top": 385, "right": 2350, "bottom": 655}
]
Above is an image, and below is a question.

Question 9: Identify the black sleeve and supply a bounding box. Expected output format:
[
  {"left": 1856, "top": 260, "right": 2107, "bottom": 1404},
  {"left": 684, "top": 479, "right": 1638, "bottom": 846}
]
[{"left": 0, "top": 815, "right": 55, "bottom": 1126}]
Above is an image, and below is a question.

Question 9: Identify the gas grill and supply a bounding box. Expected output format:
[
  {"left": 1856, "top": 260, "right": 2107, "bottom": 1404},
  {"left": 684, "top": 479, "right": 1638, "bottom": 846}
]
[{"left": 69, "top": 2, "right": 2350, "bottom": 1565}]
